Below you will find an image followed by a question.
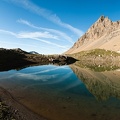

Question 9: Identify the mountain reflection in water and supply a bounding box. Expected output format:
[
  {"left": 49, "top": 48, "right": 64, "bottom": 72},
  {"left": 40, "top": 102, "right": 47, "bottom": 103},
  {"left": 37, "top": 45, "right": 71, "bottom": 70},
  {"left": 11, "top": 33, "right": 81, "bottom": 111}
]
[{"left": 70, "top": 63, "right": 120, "bottom": 101}]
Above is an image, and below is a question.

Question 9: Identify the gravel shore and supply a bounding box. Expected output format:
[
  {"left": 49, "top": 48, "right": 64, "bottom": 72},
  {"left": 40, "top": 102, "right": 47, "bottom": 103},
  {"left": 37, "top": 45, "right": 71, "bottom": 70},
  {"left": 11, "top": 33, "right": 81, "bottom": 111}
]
[{"left": 0, "top": 86, "right": 47, "bottom": 120}]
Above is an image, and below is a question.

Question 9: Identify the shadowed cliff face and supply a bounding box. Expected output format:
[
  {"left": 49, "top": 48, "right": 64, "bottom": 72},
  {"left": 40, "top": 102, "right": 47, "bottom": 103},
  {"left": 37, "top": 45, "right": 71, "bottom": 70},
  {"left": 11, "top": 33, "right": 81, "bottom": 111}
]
[{"left": 70, "top": 64, "right": 120, "bottom": 101}]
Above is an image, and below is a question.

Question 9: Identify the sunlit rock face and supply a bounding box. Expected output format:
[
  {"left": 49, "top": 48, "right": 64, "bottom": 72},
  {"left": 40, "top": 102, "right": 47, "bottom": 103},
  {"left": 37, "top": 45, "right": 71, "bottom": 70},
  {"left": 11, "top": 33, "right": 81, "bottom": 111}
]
[
  {"left": 66, "top": 16, "right": 120, "bottom": 54},
  {"left": 70, "top": 64, "right": 120, "bottom": 101}
]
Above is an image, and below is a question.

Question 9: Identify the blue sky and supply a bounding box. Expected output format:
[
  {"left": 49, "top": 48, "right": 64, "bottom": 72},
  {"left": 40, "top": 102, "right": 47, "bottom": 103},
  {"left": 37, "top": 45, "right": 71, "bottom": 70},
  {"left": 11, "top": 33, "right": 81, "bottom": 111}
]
[{"left": 0, "top": 0, "right": 120, "bottom": 54}]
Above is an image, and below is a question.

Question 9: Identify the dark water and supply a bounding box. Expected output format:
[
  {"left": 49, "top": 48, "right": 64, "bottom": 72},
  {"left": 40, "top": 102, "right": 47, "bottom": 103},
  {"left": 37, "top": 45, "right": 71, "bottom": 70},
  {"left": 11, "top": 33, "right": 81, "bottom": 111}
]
[{"left": 0, "top": 64, "right": 120, "bottom": 120}]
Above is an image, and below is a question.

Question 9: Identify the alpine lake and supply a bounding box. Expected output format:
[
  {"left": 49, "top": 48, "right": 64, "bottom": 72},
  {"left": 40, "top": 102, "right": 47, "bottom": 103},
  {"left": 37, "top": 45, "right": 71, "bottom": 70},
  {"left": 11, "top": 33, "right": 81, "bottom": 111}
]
[{"left": 0, "top": 61, "right": 120, "bottom": 120}]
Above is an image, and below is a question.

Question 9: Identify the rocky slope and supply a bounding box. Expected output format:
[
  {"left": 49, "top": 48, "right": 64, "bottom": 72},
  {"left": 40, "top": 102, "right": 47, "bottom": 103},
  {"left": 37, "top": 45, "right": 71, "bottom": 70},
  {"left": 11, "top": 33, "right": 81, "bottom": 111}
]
[{"left": 66, "top": 16, "right": 120, "bottom": 54}]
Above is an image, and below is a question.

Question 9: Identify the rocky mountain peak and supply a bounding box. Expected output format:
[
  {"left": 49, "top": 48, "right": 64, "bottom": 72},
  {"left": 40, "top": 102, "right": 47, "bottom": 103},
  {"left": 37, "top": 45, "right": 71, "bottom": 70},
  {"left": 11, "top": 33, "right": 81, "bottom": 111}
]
[
  {"left": 65, "top": 16, "right": 120, "bottom": 54},
  {"left": 97, "top": 15, "right": 109, "bottom": 22},
  {"left": 87, "top": 16, "right": 112, "bottom": 38},
  {"left": 99, "top": 15, "right": 105, "bottom": 21}
]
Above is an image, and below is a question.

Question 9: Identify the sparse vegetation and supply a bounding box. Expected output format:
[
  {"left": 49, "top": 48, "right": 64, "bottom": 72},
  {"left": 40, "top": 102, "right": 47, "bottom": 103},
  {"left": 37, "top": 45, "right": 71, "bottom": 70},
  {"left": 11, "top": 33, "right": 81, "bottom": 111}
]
[
  {"left": 68, "top": 49, "right": 120, "bottom": 71},
  {"left": 69, "top": 49, "right": 120, "bottom": 60}
]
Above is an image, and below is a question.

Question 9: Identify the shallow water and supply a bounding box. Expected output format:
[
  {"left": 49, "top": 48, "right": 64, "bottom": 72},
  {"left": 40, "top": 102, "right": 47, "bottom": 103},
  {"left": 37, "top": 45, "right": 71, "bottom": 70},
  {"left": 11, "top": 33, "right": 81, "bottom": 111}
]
[{"left": 0, "top": 64, "right": 120, "bottom": 120}]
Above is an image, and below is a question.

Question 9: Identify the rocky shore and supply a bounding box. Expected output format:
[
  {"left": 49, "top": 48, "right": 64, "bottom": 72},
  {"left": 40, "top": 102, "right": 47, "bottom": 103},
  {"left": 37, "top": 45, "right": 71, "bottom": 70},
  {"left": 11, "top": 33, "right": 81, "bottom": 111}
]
[
  {"left": 0, "top": 87, "right": 47, "bottom": 120},
  {"left": 0, "top": 98, "right": 15, "bottom": 120}
]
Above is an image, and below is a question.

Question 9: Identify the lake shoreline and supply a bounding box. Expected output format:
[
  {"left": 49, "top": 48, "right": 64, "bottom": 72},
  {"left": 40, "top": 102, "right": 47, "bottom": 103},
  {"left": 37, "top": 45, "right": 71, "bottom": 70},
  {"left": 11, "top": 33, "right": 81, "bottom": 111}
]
[
  {"left": 0, "top": 48, "right": 77, "bottom": 71},
  {"left": 0, "top": 86, "right": 48, "bottom": 120}
]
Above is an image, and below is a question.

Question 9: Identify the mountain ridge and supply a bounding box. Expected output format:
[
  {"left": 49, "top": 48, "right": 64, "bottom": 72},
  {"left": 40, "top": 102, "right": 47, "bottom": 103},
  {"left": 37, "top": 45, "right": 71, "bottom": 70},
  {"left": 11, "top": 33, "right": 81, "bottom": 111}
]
[{"left": 65, "top": 16, "right": 120, "bottom": 54}]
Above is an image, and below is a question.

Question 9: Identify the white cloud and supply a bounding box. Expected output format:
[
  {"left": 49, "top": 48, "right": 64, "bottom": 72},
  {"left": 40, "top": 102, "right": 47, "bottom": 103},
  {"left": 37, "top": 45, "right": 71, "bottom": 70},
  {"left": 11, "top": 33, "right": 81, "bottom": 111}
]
[
  {"left": 0, "top": 29, "right": 67, "bottom": 49},
  {"left": 17, "top": 19, "right": 74, "bottom": 44},
  {"left": 32, "top": 38, "right": 67, "bottom": 49},
  {"left": 18, "top": 31, "right": 59, "bottom": 40},
  {"left": 0, "top": 29, "right": 59, "bottom": 40},
  {"left": 5, "top": 0, "right": 84, "bottom": 36}
]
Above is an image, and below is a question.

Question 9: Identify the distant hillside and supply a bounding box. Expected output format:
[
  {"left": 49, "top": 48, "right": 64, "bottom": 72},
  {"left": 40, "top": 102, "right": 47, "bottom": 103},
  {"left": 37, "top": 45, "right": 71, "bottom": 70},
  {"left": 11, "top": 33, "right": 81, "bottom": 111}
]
[{"left": 65, "top": 16, "right": 120, "bottom": 54}]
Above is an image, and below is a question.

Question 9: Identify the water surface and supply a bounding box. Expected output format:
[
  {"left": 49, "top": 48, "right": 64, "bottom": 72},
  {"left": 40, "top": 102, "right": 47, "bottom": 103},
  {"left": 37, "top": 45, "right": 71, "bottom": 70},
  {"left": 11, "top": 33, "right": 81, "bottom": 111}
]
[{"left": 0, "top": 64, "right": 120, "bottom": 120}]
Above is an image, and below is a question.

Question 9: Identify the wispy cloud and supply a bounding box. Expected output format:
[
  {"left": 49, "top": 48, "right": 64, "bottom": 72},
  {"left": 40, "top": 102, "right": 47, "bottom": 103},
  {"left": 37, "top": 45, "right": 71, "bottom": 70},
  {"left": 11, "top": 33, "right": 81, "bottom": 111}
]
[
  {"left": 9, "top": 73, "right": 58, "bottom": 81},
  {"left": 5, "top": 0, "right": 84, "bottom": 36},
  {"left": 0, "top": 29, "right": 17, "bottom": 37},
  {"left": 0, "top": 41, "right": 36, "bottom": 47},
  {"left": 31, "top": 66, "right": 68, "bottom": 75},
  {"left": 0, "top": 29, "right": 58, "bottom": 40},
  {"left": 32, "top": 38, "right": 67, "bottom": 49},
  {"left": 0, "top": 29, "right": 67, "bottom": 49},
  {"left": 18, "top": 31, "right": 59, "bottom": 40},
  {"left": 17, "top": 19, "right": 74, "bottom": 44}
]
